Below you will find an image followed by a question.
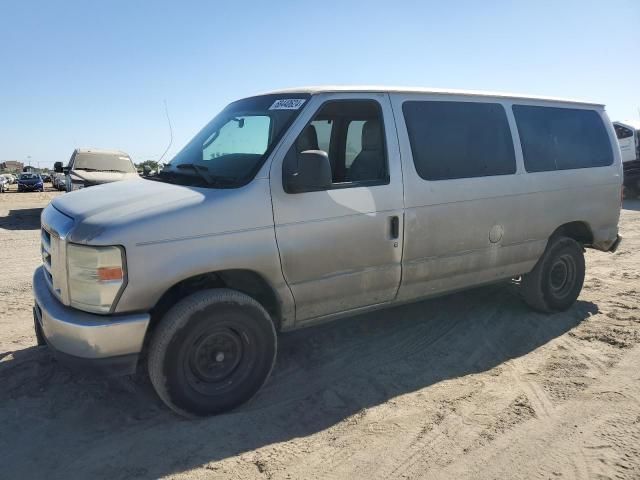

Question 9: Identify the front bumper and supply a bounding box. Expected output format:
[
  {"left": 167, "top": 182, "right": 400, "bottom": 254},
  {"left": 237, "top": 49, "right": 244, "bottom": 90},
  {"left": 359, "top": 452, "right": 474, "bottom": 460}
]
[
  {"left": 19, "top": 183, "right": 43, "bottom": 190},
  {"left": 32, "top": 266, "right": 150, "bottom": 375}
]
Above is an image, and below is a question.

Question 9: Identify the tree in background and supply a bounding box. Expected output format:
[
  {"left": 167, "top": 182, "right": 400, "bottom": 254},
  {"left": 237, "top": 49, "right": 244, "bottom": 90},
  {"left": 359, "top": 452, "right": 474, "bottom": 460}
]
[
  {"left": 136, "top": 160, "right": 160, "bottom": 172},
  {"left": 136, "top": 160, "right": 162, "bottom": 176}
]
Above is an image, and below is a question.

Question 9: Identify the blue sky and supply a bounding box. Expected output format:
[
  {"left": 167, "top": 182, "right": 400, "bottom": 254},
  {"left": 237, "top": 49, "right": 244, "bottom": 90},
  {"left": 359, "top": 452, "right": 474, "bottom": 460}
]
[{"left": 1, "top": 0, "right": 638, "bottom": 169}]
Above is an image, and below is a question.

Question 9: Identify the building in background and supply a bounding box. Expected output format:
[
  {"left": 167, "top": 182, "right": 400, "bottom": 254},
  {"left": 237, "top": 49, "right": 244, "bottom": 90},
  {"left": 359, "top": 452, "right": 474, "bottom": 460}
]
[{"left": 0, "top": 160, "right": 24, "bottom": 172}]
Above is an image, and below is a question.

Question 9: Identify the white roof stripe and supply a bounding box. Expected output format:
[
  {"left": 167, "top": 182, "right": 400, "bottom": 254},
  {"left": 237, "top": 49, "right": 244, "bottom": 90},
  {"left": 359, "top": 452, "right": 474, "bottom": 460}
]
[{"left": 256, "top": 85, "right": 604, "bottom": 107}]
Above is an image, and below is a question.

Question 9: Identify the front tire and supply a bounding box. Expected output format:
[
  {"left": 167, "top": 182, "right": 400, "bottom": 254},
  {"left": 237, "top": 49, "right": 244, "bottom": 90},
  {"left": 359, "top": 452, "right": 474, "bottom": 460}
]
[
  {"left": 521, "top": 236, "right": 585, "bottom": 313},
  {"left": 148, "top": 289, "right": 277, "bottom": 417}
]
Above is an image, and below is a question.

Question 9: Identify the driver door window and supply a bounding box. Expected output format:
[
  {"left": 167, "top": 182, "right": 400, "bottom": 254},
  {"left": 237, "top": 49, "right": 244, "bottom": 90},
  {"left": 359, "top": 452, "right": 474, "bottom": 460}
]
[
  {"left": 311, "top": 119, "right": 333, "bottom": 153},
  {"left": 345, "top": 120, "right": 365, "bottom": 168},
  {"left": 288, "top": 100, "right": 389, "bottom": 188}
]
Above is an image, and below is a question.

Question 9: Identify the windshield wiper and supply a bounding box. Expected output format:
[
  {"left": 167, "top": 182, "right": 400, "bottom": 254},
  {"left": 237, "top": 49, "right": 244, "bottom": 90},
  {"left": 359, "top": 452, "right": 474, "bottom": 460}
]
[
  {"left": 175, "top": 163, "right": 215, "bottom": 185},
  {"left": 158, "top": 163, "right": 239, "bottom": 188}
]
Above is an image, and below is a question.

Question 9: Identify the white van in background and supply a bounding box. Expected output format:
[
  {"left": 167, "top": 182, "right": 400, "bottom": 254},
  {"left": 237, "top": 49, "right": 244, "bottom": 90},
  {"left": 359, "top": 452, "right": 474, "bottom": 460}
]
[
  {"left": 613, "top": 120, "right": 640, "bottom": 196},
  {"left": 54, "top": 148, "right": 139, "bottom": 192}
]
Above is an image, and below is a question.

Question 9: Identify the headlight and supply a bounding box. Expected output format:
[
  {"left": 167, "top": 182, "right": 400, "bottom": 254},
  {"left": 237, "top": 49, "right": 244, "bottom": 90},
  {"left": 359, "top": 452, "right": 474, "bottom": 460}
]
[{"left": 67, "top": 244, "right": 126, "bottom": 313}]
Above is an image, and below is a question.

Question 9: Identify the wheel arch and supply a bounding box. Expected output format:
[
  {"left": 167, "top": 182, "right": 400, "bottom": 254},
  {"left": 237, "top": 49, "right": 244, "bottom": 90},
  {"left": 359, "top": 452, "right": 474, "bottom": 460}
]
[
  {"left": 148, "top": 269, "right": 283, "bottom": 334},
  {"left": 550, "top": 221, "right": 594, "bottom": 246}
]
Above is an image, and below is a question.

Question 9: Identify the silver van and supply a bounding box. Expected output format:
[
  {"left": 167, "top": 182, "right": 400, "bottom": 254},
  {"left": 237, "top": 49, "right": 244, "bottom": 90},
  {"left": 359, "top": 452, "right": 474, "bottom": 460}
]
[
  {"left": 53, "top": 148, "right": 139, "bottom": 191},
  {"left": 33, "top": 87, "right": 622, "bottom": 416}
]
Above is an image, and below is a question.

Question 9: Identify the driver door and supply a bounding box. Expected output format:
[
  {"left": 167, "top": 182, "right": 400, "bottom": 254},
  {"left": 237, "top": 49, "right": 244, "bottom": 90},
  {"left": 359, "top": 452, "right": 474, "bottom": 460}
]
[{"left": 269, "top": 93, "right": 404, "bottom": 324}]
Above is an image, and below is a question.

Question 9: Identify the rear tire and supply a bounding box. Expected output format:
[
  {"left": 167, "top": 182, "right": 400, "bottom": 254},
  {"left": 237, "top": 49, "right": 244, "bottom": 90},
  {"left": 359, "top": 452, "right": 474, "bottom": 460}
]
[
  {"left": 521, "top": 236, "right": 585, "bottom": 313},
  {"left": 623, "top": 184, "right": 640, "bottom": 199},
  {"left": 148, "top": 289, "right": 277, "bottom": 417}
]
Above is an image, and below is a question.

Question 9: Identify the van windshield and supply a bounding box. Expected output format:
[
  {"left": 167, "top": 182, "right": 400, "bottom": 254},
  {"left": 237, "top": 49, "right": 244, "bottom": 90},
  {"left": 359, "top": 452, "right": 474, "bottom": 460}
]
[
  {"left": 157, "top": 93, "right": 310, "bottom": 188},
  {"left": 74, "top": 153, "right": 136, "bottom": 173}
]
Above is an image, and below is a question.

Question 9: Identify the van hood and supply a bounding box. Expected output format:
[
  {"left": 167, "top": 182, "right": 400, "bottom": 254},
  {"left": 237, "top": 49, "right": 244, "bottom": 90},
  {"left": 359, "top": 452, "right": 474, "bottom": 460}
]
[
  {"left": 71, "top": 170, "right": 139, "bottom": 185},
  {"left": 50, "top": 178, "right": 272, "bottom": 245}
]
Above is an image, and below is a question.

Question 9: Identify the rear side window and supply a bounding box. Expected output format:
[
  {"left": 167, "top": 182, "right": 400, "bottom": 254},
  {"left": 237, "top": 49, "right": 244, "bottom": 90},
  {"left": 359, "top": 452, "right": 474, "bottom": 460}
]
[
  {"left": 403, "top": 101, "right": 516, "bottom": 180},
  {"left": 513, "top": 105, "right": 613, "bottom": 172},
  {"left": 614, "top": 124, "right": 633, "bottom": 140}
]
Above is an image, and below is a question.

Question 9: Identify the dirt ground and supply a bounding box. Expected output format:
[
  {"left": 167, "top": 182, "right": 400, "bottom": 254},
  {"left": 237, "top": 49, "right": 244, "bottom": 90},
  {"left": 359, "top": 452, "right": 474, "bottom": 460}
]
[{"left": 1, "top": 186, "right": 639, "bottom": 480}]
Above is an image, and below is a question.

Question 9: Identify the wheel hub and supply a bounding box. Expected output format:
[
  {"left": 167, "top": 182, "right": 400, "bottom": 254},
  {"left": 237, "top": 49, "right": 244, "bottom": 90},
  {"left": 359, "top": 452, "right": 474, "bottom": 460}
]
[
  {"left": 549, "top": 254, "right": 576, "bottom": 298},
  {"left": 189, "top": 330, "right": 243, "bottom": 383}
]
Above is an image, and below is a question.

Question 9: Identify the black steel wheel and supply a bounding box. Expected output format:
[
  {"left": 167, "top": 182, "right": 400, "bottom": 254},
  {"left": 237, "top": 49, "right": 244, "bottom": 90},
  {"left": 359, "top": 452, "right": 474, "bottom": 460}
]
[
  {"left": 148, "top": 289, "right": 277, "bottom": 417},
  {"left": 521, "top": 236, "right": 585, "bottom": 312}
]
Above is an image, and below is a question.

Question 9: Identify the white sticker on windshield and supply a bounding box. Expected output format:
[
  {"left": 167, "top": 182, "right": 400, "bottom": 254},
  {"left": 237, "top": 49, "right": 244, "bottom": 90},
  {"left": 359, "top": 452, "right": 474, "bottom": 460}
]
[{"left": 269, "top": 98, "right": 306, "bottom": 110}]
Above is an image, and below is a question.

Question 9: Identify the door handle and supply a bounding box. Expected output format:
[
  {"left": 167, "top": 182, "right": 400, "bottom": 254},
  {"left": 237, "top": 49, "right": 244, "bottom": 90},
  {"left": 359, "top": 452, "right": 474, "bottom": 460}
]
[{"left": 390, "top": 216, "right": 399, "bottom": 239}]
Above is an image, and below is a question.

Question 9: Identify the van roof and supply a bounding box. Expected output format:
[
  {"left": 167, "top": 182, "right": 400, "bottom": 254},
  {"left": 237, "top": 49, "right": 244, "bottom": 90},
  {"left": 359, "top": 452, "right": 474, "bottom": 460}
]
[
  {"left": 74, "top": 148, "right": 130, "bottom": 157},
  {"left": 259, "top": 85, "right": 604, "bottom": 107},
  {"left": 614, "top": 120, "right": 640, "bottom": 130}
]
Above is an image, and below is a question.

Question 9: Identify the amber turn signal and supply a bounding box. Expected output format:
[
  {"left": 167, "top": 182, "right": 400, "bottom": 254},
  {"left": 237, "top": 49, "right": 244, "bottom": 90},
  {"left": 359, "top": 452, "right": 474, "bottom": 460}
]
[{"left": 97, "top": 266, "right": 123, "bottom": 281}]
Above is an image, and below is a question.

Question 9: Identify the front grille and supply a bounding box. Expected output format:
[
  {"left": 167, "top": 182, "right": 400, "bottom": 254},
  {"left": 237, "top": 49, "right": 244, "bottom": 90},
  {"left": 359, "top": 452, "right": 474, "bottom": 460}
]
[
  {"left": 41, "top": 228, "right": 53, "bottom": 286},
  {"left": 40, "top": 206, "right": 73, "bottom": 305},
  {"left": 41, "top": 224, "right": 65, "bottom": 302}
]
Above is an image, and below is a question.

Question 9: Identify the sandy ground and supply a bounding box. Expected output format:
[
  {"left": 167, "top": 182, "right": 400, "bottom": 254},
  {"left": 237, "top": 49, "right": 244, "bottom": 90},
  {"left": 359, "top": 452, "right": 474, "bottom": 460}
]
[{"left": 1, "top": 186, "right": 639, "bottom": 480}]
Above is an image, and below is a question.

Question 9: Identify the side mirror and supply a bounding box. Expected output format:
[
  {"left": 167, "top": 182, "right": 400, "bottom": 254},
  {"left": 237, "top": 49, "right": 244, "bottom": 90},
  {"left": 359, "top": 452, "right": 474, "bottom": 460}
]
[
  {"left": 284, "top": 150, "right": 332, "bottom": 193},
  {"left": 53, "top": 162, "right": 63, "bottom": 173}
]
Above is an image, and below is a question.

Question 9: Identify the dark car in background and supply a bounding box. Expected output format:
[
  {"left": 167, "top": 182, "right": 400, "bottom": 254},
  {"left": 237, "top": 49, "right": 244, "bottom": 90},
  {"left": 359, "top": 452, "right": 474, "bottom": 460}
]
[
  {"left": 17, "top": 173, "right": 44, "bottom": 192},
  {"left": 52, "top": 173, "right": 66, "bottom": 190}
]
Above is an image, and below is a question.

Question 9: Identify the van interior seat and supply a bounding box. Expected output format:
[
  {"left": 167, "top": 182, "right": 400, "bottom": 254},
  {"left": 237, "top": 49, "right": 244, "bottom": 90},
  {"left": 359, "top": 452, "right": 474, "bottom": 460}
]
[
  {"left": 296, "top": 125, "right": 319, "bottom": 152},
  {"left": 296, "top": 124, "right": 338, "bottom": 179},
  {"left": 348, "top": 119, "right": 385, "bottom": 182}
]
